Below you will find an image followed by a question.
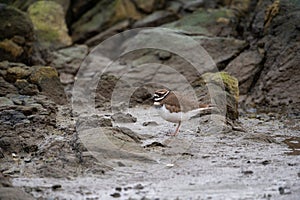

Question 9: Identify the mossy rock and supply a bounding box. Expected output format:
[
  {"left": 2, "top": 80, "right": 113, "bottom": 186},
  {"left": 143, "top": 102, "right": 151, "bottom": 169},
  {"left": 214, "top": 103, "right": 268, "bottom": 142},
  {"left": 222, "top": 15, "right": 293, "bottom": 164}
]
[
  {"left": 29, "top": 66, "right": 58, "bottom": 85},
  {"left": 6, "top": 66, "right": 32, "bottom": 82},
  {"left": 28, "top": 1, "right": 72, "bottom": 49},
  {"left": 193, "top": 71, "right": 239, "bottom": 120}
]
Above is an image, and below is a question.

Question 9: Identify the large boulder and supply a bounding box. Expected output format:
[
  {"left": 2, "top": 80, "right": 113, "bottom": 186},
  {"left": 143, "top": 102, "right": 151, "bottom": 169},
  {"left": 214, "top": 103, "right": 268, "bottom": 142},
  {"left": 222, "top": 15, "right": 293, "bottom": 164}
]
[
  {"left": 0, "top": 4, "right": 35, "bottom": 64},
  {"left": 28, "top": 1, "right": 72, "bottom": 49},
  {"left": 192, "top": 72, "right": 239, "bottom": 120}
]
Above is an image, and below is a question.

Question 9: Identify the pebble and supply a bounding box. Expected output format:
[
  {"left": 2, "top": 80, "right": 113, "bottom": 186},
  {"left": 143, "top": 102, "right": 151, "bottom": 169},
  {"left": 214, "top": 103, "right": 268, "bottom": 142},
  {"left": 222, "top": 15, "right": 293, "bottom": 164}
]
[
  {"left": 142, "top": 121, "right": 158, "bottom": 126},
  {"left": 110, "top": 192, "right": 121, "bottom": 198},
  {"left": 52, "top": 184, "right": 62, "bottom": 190},
  {"left": 134, "top": 183, "right": 144, "bottom": 190}
]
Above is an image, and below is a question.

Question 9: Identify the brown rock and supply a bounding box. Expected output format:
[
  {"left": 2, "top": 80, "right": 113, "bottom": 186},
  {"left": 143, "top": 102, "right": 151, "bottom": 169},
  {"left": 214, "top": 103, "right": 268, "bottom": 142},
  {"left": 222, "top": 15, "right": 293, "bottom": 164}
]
[
  {"left": 15, "top": 79, "right": 39, "bottom": 95},
  {"left": 132, "top": 0, "right": 165, "bottom": 13},
  {"left": 244, "top": 0, "right": 300, "bottom": 113},
  {"left": 6, "top": 66, "right": 31, "bottom": 83},
  {"left": 0, "top": 4, "right": 35, "bottom": 64},
  {"left": 29, "top": 66, "right": 67, "bottom": 105},
  {"left": 0, "top": 77, "right": 18, "bottom": 96},
  {"left": 225, "top": 50, "right": 263, "bottom": 95}
]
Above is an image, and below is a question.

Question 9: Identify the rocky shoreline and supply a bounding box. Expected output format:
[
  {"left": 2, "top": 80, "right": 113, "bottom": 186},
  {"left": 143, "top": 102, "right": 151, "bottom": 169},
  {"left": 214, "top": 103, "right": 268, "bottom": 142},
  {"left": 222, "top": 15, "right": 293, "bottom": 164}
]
[{"left": 0, "top": 0, "right": 299, "bottom": 199}]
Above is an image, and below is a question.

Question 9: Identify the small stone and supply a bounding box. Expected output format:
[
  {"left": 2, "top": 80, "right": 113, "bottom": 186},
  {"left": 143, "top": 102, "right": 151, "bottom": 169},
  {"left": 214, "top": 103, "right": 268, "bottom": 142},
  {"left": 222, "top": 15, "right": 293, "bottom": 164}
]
[
  {"left": 24, "top": 157, "right": 31, "bottom": 163},
  {"left": 134, "top": 183, "right": 144, "bottom": 190},
  {"left": 278, "top": 187, "right": 291, "bottom": 195},
  {"left": 242, "top": 170, "right": 253, "bottom": 175},
  {"left": 110, "top": 192, "right": 121, "bottom": 198},
  {"left": 115, "top": 187, "right": 122, "bottom": 192},
  {"left": 111, "top": 112, "right": 137, "bottom": 123},
  {"left": 52, "top": 184, "right": 62, "bottom": 190},
  {"left": 261, "top": 160, "right": 271, "bottom": 165},
  {"left": 142, "top": 121, "right": 158, "bottom": 126},
  {"left": 157, "top": 50, "right": 172, "bottom": 60}
]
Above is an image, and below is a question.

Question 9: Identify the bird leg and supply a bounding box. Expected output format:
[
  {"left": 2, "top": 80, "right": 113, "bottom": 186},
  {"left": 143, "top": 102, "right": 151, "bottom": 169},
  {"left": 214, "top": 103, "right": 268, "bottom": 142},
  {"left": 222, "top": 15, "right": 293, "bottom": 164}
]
[{"left": 167, "top": 122, "right": 181, "bottom": 136}]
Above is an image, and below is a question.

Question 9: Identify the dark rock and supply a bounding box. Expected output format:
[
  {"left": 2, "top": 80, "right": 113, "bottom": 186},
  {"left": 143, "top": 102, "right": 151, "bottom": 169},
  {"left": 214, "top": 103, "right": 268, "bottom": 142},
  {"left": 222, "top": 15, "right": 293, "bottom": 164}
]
[
  {"left": 243, "top": 0, "right": 300, "bottom": 114},
  {"left": 142, "top": 121, "right": 158, "bottom": 126},
  {"left": 15, "top": 79, "right": 39, "bottom": 95},
  {"left": 0, "top": 4, "right": 35, "bottom": 64},
  {"left": 0, "top": 110, "right": 29, "bottom": 126},
  {"left": 110, "top": 192, "right": 121, "bottom": 198},
  {"left": 133, "top": 10, "right": 179, "bottom": 28},
  {"left": 261, "top": 160, "right": 271, "bottom": 165},
  {"left": 0, "top": 77, "right": 18, "bottom": 96},
  {"left": 242, "top": 170, "right": 254, "bottom": 175},
  {"left": 130, "top": 87, "right": 152, "bottom": 107},
  {"left": 132, "top": 0, "right": 165, "bottom": 13},
  {"left": 111, "top": 112, "right": 137, "bottom": 123},
  {"left": 96, "top": 73, "right": 119, "bottom": 107},
  {"left": 52, "top": 184, "right": 62, "bottom": 190},
  {"left": 278, "top": 186, "right": 291, "bottom": 195},
  {"left": 225, "top": 50, "right": 264, "bottom": 94}
]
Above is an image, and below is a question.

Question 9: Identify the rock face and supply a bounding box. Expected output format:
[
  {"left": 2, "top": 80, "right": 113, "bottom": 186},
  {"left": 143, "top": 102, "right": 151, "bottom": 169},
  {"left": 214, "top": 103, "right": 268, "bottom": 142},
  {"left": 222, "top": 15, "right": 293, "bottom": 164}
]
[
  {"left": 28, "top": 1, "right": 72, "bottom": 49},
  {"left": 243, "top": 0, "right": 300, "bottom": 113},
  {"left": 0, "top": 4, "right": 35, "bottom": 64},
  {"left": 225, "top": 50, "right": 264, "bottom": 95}
]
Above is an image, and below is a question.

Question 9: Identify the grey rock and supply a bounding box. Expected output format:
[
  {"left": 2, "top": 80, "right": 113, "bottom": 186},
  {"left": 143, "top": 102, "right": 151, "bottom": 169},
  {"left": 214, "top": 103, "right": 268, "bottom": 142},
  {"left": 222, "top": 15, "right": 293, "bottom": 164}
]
[
  {"left": 0, "top": 187, "right": 34, "bottom": 200},
  {"left": 225, "top": 50, "right": 263, "bottom": 95},
  {"left": 133, "top": 10, "right": 179, "bottom": 28},
  {"left": 0, "top": 97, "right": 14, "bottom": 107},
  {"left": 111, "top": 112, "right": 137, "bottom": 123}
]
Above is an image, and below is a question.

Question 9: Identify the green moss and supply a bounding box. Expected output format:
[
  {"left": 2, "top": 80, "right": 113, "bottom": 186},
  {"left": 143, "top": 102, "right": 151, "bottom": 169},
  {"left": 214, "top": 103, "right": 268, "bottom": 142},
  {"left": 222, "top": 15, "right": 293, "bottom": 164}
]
[
  {"left": 203, "top": 71, "right": 239, "bottom": 99},
  {"left": 29, "top": 66, "right": 59, "bottom": 84},
  {"left": 27, "top": 1, "right": 71, "bottom": 48}
]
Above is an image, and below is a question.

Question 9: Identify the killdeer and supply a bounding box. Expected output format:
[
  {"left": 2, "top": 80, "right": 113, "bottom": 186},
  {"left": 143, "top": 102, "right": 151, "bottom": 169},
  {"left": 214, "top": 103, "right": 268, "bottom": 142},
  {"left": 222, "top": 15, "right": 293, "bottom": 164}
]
[{"left": 153, "top": 89, "right": 214, "bottom": 136}]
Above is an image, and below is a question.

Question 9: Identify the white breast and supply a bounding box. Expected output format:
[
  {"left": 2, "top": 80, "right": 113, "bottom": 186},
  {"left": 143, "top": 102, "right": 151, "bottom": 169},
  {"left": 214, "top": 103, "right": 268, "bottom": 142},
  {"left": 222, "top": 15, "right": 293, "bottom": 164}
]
[
  {"left": 155, "top": 104, "right": 210, "bottom": 123},
  {"left": 155, "top": 105, "right": 189, "bottom": 123}
]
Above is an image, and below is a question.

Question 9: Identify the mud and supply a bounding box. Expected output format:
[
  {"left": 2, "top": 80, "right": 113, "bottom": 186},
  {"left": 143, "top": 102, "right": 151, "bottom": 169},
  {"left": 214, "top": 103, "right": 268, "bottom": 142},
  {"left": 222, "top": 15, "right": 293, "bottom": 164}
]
[{"left": 10, "top": 106, "right": 300, "bottom": 200}]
